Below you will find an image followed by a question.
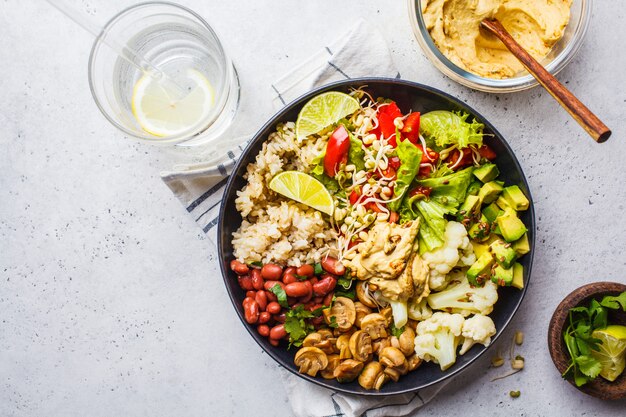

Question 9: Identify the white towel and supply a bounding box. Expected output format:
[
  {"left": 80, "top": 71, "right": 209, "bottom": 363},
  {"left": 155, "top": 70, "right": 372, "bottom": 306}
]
[{"left": 161, "top": 18, "right": 449, "bottom": 417}]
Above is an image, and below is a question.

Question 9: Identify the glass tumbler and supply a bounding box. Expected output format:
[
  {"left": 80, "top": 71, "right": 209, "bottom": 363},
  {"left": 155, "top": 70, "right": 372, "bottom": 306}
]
[{"left": 88, "top": 1, "right": 240, "bottom": 146}]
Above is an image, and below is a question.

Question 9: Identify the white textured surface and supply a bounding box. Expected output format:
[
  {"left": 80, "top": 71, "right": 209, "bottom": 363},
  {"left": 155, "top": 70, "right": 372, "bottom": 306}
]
[{"left": 1, "top": 0, "right": 625, "bottom": 416}]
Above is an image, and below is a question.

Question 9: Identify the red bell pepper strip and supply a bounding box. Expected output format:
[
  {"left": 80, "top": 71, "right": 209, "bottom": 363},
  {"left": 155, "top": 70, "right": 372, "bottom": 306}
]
[
  {"left": 478, "top": 144, "right": 497, "bottom": 160},
  {"left": 401, "top": 112, "right": 421, "bottom": 144},
  {"left": 371, "top": 102, "right": 402, "bottom": 145},
  {"left": 448, "top": 148, "right": 473, "bottom": 170},
  {"left": 324, "top": 125, "right": 350, "bottom": 177}
]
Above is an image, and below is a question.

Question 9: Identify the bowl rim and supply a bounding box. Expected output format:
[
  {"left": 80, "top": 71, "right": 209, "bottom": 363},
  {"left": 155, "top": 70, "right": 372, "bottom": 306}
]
[
  {"left": 407, "top": 0, "right": 593, "bottom": 93},
  {"left": 217, "top": 77, "right": 536, "bottom": 395}
]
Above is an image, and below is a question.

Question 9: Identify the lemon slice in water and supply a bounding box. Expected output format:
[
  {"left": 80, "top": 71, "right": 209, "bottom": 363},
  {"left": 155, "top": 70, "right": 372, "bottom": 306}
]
[
  {"left": 132, "top": 69, "right": 215, "bottom": 137},
  {"left": 591, "top": 326, "right": 626, "bottom": 382},
  {"left": 295, "top": 91, "right": 360, "bottom": 140},
  {"left": 269, "top": 171, "right": 334, "bottom": 216}
]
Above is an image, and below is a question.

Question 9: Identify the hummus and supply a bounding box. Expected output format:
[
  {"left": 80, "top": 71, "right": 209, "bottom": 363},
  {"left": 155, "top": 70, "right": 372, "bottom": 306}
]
[{"left": 422, "top": 0, "right": 573, "bottom": 79}]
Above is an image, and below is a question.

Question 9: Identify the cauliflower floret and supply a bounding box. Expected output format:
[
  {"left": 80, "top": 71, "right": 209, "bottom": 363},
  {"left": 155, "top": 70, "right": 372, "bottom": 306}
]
[
  {"left": 413, "top": 312, "right": 465, "bottom": 371},
  {"left": 422, "top": 222, "right": 474, "bottom": 291},
  {"left": 426, "top": 275, "right": 498, "bottom": 317},
  {"left": 459, "top": 314, "right": 497, "bottom": 355},
  {"left": 408, "top": 297, "right": 433, "bottom": 321}
]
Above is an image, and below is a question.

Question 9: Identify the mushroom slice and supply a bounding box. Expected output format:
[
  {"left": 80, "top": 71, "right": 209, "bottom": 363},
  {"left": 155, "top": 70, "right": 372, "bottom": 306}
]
[
  {"left": 333, "top": 359, "right": 364, "bottom": 383},
  {"left": 303, "top": 332, "right": 335, "bottom": 355},
  {"left": 398, "top": 327, "right": 416, "bottom": 357},
  {"left": 379, "top": 307, "right": 393, "bottom": 325},
  {"left": 356, "top": 282, "right": 378, "bottom": 308},
  {"left": 406, "top": 353, "right": 423, "bottom": 372},
  {"left": 379, "top": 347, "right": 408, "bottom": 382},
  {"left": 349, "top": 330, "right": 373, "bottom": 362},
  {"left": 358, "top": 361, "right": 384, "bottom": 390},
  {"left": 360, "top": 313, "right": 388, "bottom": 340},
  {"left": 294, "top": 347, "right": 329, "bottom": 377},
  {"left": 320, "top": 354, "right": 341, "bottom": 379},
  {"left": 323, "top": 297, "right": 356, "bottom": 331},
  {"left": 354, "top": 302, "right": 373, "bottom": 328},
  {"left": 336, "top": 334, "right": 353, "bottom": 360},
  {"left": 372, "top": 337, "right": 392, "bottom": 357}
]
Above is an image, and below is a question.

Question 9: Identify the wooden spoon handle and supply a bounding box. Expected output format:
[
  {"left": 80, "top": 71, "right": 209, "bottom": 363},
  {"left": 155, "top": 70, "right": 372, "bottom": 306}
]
[{"left": 480, "top": 18, "right": 611, "bottom": 143}]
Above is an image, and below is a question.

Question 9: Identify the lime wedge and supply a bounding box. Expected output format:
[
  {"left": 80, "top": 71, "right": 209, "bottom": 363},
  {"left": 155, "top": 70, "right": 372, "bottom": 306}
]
[
  {"left": 591, "top": 327, "right": 626, "bottom": 382},
  {"left": 295, "top": 92, "right": 360, "bottom": 140},
  {"left": 269, "top": 171, "right": 334, "bottom": 216},
  {"left": 132, "top": 69, "right": 215, "bottom": 137}
]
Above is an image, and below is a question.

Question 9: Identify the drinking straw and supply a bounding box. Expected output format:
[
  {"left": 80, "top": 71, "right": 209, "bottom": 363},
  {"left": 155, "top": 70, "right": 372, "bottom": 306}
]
[{"left": 46, "top": 0, "right": 186, "bottom": 95}]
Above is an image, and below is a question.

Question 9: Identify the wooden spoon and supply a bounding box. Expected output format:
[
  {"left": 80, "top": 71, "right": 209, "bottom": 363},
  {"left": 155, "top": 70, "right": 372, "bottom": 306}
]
[{"left": 480, "top": 18, "right": 611, "bottom": 143}]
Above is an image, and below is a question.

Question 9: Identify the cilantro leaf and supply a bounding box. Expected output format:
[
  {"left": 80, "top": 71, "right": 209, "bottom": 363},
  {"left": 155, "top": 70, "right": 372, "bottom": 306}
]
[
  {"left": 575, "top": 355, "right": 603, "bottom": 379},
  {"left": 328, "top": 316, "right": 338, "bottom": 329},
  {"left": 314, "top": 263, "right": 323, "bottom": 275},
  {"left": 390, "top": 322, "right": 405, "bottom": 338},
  {"left": 600, "top": 291, "right": 626, "bottom": 311},
  {"left": 269, "top": 284, "right": 288, "bottom": 308}
]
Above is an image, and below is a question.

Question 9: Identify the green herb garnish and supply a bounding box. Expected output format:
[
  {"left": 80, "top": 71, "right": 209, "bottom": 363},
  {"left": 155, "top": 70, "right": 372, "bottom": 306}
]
[
  {"left": 562, "top": 291, "right": 626, "bottom": 386},
  {"left": 284, "top": 304, "right": 329, "bottom": 347},
  {"left": 269, "top": 284, "right": 288, "bottom": 308}
]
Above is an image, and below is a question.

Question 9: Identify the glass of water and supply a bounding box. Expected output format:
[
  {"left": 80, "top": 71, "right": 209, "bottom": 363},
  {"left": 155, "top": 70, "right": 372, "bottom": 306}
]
[{"left": 88, "top": 1, "right": 239, "bottom": 146}]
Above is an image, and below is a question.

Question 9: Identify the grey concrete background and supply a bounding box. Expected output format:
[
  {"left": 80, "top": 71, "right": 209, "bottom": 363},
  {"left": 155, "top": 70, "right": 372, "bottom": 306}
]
[{"left": 1, "top": 0, "right": 625, "bottom": 416}]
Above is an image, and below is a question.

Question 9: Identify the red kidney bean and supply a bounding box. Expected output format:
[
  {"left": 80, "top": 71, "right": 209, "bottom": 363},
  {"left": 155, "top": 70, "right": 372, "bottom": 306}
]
[
  {"left": 243, "top": 297, "right": 259, "bottom": 324},
  {"left": 246, "top": 290, "right": 256, "bottom": 299},
  {"left": 270, "top": 324, "right": 287, "bottom": 340},
  {"left": 265, "top": 290, "right": 277, "bottom": 302},
  {"left": 251, "top": 269, "right": 264, "bottom": 290},
  {"left": 273, "top": 313, "right": 286, "bottom": 323},
  {"left": 283, "top": 266, "right": 297, "bottom": 277},
  {"left": 255, "top": 290, "right": 268, "bottom": 311},
  {"left": 266, "top": 301, "right": 281, "bottom": 315},
  {"left": 258, "top": 311, "right": 271, "bottom": 324},
  {"left": 296, "top": 264, "right": 314, "bottom": 278},
  {"left": 238, "top": 275, "right": 254, "bottom": 291},
  {"left": 309, "top": 277, "right": 319, "bottom": 286},
  {"left": 288, "top": 297, "right": 298, "bottom": 306},
  {"left": 261, "top": 264, "right": 283, "bottom": 280},
  {"left": 313, "top": 275, "right": 337, "bottom": 296},
  {"left": 282, "top": 273, "right": 297, "bottom": 285},
  {"left": 323, "top": 292, "right": 334, "bottom": 307},
  {"left": 230, "top": 260, "right": 249, "bottom": 275},
  {"left": 321, "top": 256, "right": 345, "bottom": 276},
  {"left": 299, "top": 292, "right": 313, "bottom": 303},
  {"left": 269, "top": 338, "right": 280, "bottom": 347},
  {"left": 257, "top": 324, "right": 270, "bottom": 337},
  {"left": 310, "top": 316, "right": 324, "bottom": 326},
  {"left": 313, "top": 296, "right": 324, "bottom": 304},
  {"left": 285, "top": 282, "right": 311, "bottom": 297},
  {"left": 264, "top": 281, "right": 284, "bottom": 291}
]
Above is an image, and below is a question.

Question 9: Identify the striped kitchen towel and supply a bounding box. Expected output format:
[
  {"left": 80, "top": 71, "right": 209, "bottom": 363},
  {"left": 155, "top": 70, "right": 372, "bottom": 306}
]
[{"left": 161, "top": 18, "right": 448, "bottom": 417}]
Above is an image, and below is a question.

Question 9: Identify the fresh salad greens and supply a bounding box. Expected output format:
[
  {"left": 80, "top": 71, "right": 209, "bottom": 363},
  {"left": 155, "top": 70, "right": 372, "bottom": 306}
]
[
  {"left": 420, "top": 110, "right": 485, "bottom": 149},
  {"left": 562, "top": 291, "right": 626, "bottom": 386},
  {"left": 387, "top": 139, "right": 422, "bottom": 212}
]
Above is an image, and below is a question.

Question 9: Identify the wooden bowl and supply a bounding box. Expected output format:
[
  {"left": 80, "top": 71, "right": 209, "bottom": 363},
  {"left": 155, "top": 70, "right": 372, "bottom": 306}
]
[{"left": 548, "top": 282, "right": 626, "bottom": 400}]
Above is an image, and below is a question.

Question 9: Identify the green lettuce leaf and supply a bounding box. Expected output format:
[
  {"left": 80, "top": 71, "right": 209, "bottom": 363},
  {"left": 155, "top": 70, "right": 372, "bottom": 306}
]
[
  {"left": 416, "top": 166, "right": 474, "bottom": 212},
  {"left": 388, "top": 139, "right": 422, "bottom": 212},
  {"left": 348, "top": 134, "right": 366, "bottom": 172},
  {"left": 420, "top": 110, "right": 484, "bottom": 149},
  {"left": 310, "top": 152, "right": 339, "bottom": 193}
]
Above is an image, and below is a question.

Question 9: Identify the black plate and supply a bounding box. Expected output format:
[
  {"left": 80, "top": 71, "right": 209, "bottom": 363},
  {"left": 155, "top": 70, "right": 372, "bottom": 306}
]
[{"left": 218, "top": 78, "right": 535, "bottom": 396}]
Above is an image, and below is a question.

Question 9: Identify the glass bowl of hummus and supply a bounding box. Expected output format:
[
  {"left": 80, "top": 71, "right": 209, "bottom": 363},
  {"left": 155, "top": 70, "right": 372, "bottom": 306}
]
[{"left": 408, "top": 0, "right": 592, "bottom": 93}]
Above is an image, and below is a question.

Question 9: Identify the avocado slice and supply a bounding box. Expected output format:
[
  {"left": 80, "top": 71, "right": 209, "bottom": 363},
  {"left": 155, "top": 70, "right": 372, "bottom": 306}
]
[
  {"left": 467, "top": 178, "right": 482, "bottom": 196},
  {"left": 496, "top": 212, "right": 527, "bottom": 243},
  {"left": 501, "top": 185, "right": 529, "bottom": 211},
  {"left": 473, "top": 163, "right": 500, "bottom": 183},
  {"left": 472, "top": 241, "right": 490, "bottom": 259},
  {"left": 478, "top": 181, "right": 504, "bottom": 204},
  {"left": 496, "top": 195, "right": 512, "bottom": 211},
  {"left": 482, "top": 202, "right": 503, "bottom": 223},
  {"left": 457, "top": 194, "right": 481, "bottom": 222},
  {"left": 511, "top": 233, "right": 530, "bottom": 256},
  {"left": 467, "top": 252, "right": 494, "bottom": 286},
  {"left": 468, "top": 215, "right": 492, "bottom": 242},
  {"left": 512, "top": 263, "right": 524, "bottom": 289},
  {"left": 489, "top": 239, "right": 517, "bottom": 268},
  {"left": 491, "top": 264, "right": 513, "bottom": 286}
]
